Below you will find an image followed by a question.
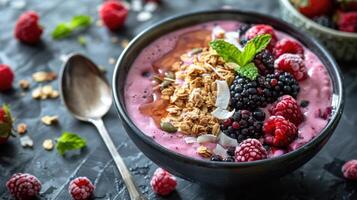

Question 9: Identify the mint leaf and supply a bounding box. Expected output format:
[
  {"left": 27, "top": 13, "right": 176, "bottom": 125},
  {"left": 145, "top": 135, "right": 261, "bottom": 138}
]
[
  {"left": 52, "top": 15, "right": 92, "bottom": 40},
  {"left": 251, "top": 34, "right": 272, "bottom": 53},
  {"left": 56, "top": 132, "right": 86, "bottom": 155},
  {"left": 209, "top": 40, "right": 242, "bottom": 63},
  {"left": 240, "top": 40, "right": 256, "bottom": 66},
  {"left": 234, "top": 62, "right": 259, "bottom": 80}
]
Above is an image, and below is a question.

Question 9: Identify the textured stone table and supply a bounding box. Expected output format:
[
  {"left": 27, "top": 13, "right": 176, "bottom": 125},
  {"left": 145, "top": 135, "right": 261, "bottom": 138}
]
[{"left": 0, "top": 0, "right": 356, "bottom": 199}]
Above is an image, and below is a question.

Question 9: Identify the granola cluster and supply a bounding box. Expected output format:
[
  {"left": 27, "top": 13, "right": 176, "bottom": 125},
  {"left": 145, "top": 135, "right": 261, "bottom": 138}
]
[{"left": 159, "top": 48, "right": 235, "bottom": 136}]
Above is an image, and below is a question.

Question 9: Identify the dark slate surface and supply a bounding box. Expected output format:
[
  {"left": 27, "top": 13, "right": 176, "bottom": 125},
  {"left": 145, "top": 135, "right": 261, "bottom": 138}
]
[{"left": 0, "top": 0, "right": 356, "bottom": 199}]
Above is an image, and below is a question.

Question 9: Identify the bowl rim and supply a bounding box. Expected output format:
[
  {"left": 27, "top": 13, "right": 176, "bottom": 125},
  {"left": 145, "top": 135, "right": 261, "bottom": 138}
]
[
  {"left": 280, "top": 0, "right": 357, "bottom": 38},
  {"left": 112, "top": 10, "right": 344, "bottom": 168}
]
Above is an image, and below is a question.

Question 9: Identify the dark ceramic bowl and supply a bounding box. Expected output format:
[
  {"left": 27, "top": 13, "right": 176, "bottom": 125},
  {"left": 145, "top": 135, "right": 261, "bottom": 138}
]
[{"left": 113, "top": 10, "right": 344, "bottom": 187}]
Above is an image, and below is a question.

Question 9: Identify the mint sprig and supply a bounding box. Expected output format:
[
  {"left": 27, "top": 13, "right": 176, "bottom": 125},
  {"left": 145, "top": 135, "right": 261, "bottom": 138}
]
[
  {"left": 52, "top": 15, "right": 92, "bottom": 40},
  {"left": 56, "top": 132, "right": 86, "bottom": 155},
  {"left": 210, "top": 34, "right": 272, "bottom": 80}
]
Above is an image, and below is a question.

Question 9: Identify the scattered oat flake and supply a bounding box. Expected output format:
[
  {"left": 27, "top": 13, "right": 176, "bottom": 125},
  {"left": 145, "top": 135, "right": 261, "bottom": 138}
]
[
  {"left": 137, "top": 11, "right": 152, "bottom": 22},
  {"left": 17, "top": 123, "right": 27, "bottom": 135},
  {"left": 42, "top": 139, "right": 54, "bottom": 151},
  {"left": 41, "top": 115, "right": 58, "bottom": 125},
  {"left": 32, "top": 71, "right": 57, "bottom": 82},
  {"left": 99, "top": 66, "right": 107, "bottom": 73},
  {"left": 131, "top": 0, "right": 143, "bottom": 11},
  {"left": 20, "top": 135, "right": 33, "bottom": 148},
  {"left": 108, "top": 57, "right": 116, "bottom": 65},
  {"left": 121, "top": 39, "right": 129, "bottom": 48},
  {"left": 32, "top": 86, "right": 59, "bottom": 100},
  {"left": 144, "top": 2, "right": 158, "bottom": 12},
  {"left": 19, "top": 80, "right": 30, "bottom": 90}
]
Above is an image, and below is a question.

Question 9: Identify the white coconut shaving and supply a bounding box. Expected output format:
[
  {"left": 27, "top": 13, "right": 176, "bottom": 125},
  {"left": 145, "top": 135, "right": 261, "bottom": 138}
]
[
  {"left": 215, "top": 80, "right": 230, "bottom": 109},
  {"left": 197, "top": 134, "right": 217, "bottom": 144},
  {"left": 212, "top": 26, "right": 226, "bottom": 40},
  {"left": 211, "top": 108, "right": 235, "bottom": 120},
  {"left": 184, "top": 137, "right": 197, "bottom": 144},
  {"left": 217, "top": 131, "right": 238, "bottom": 147},
  {"left": 213, "top": 144, "right": 228, "bottom": 158}
]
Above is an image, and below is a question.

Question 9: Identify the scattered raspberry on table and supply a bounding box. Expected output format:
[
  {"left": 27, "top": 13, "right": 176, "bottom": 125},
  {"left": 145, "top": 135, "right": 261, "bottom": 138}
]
[
  {"left": 14, "top": 11, "right": 43, "bottom": 44},
  {"left": 342, "top": 159, "right": 357, "bottom": 180},
  {"left": 235, "top": 138, "right": 268, "bottom": 162},
  {"left": 0, "top": 64, "right": 14, "bottom": 91},
  {"left": 99, "top": 0, "right": 128, "bottom": 31},
  {"left": 6, "top": 173, "right": 42, "bottom": 200},
  {"left": 150, "top": 168, "right": 177, "bottom": 196},
  {"left": 68, "top": 177, "right": 95, "bottom": 200}
]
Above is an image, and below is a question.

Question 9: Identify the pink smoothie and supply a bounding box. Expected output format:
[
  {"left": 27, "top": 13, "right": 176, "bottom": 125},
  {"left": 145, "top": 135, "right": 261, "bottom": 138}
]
[{"left": 124, "top": 21, "right": 332, "bottom": 160}]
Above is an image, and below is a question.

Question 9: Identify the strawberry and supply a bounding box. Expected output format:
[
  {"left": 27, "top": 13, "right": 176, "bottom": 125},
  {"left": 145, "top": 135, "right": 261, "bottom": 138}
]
[
  {"left": 291, "top": 0, "right": 333, "bottom": 17},
  {"left": 335, "top": 10, "right": 357, "bottom": 32},
  {"left": 0, "top": 104, "right": 14, "bottom": 144}
]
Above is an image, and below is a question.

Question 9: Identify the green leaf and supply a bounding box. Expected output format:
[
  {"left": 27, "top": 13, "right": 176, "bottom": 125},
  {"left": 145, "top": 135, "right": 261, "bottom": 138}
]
[
  {"left": 234, "top": 62, "right": 259, "bottom": 81},
  {"left": 51, "top": 15, "right": 92, "bottom": 40},
  {"left": 209, "top": 40, "right": 242, "bottom": 63},
  {"left": 240, "top": 41, "right": 256, "bottom": 66},
  {"left": 56, "top": 132, "right": 86, "bottom": 155},
  {"left": 251, "top": 34, "right": 272, "bottom": 53},
  {"left": 77, "top": 36, "right": 87, "bottom": 46}
]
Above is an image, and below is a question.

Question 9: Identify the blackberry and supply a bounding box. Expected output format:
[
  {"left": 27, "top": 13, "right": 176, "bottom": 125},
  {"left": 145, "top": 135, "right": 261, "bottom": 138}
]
[
  {"left": 230, "top": 75, "right": 267, "bottom": 110},
  {"left": 211, "top": 155, "right": 223, "bottom": 161},
  {"left": 226, "top": 146, "right": 236, "bottom": 157},
  {"left": 260, "top": 72, "right": 300, "bottom": 102},
  {"left": 223, "top": 156, "right": 235, "bottom": 162},
  {"left": 220, "top": 109, "right": 265, "bottom": 143},
  {"left": 254, "top": 49, "right": 274, "bottom": 75},
  {"left": 313, "top": 16, "right": 336, "bottom": 29},
  {"left": 238, "top": 24, "right": 251, "bottom": 37}
]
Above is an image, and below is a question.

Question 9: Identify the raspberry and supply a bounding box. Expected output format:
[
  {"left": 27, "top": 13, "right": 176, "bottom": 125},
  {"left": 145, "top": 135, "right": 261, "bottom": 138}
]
[
  {"left": 14, "top": 11, "right": 43, "bottom": 44},
  {"left": 0, "top": 64, "right": 14, "bottom": 91},
  {"left": 273, "top": 39, "right": 304, "bottom": 58},
  {"left": 220, "top": 109, "right": 265, "bottom": 143},
  {"left": 254, "top": 49, "right": 275, "bottom": 75},
  {"left": 336, "top": 11, "right": 357, "bottom": 33},
  {"left": 271, "top": 95, "right": 303, "bottom": 126},
  {"left": 342, "top": 160, "right": 357, "bottom": 180},
  {"left": 263, "top": 116, "right": 298, "bottom": 147},
  {"left": 68, "top": 177, "right": 95, "bottom": 200},
  {"left": 150, "top": 168, "right": 177, "bottom": 196},
  {"left": 6, "top": 173, "right": 41, "bottom": 200},
  {"left": 245, "top": 24, "right": 278, "bottom": 49},
  {"left": 99, "top": 0, "right": 128, "bottom": 31},
  {"left": 0, "top": 104, "right": 14, "bottom": 144},
  {"left": 274, "top": 53, "right": 307, "bottom": 81},
  {"left": 235, "top": 138, "right": 267, "bottom": 162}
]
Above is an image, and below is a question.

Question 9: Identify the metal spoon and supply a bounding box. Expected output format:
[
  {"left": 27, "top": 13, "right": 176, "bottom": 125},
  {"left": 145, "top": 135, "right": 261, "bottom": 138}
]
[{"left": 59, "top": 53, "right": 145, "bottom": 200}]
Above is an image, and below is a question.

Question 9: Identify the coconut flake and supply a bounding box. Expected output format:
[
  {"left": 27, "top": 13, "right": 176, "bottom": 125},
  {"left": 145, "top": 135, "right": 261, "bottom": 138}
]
[
  {"left": 184, "top": 137, "right": 197, "bottom": 144},
  {"left": 197, "top": 134, "right": 217, "bottom": 144},
  {"left": 218, "top": 132, "right": 238, "bottom": 147},
  {"left": 211, "top": 108, "right": 235, "bottom": 120},
  {"left": 212, "top": 26, "right": 225, "bottom": 40},
  {"left": 213, "top": 144, "right": 227, "bottom": 158},
  {"left": 215, "top": 80, "right": 230, "bottom": 109}
]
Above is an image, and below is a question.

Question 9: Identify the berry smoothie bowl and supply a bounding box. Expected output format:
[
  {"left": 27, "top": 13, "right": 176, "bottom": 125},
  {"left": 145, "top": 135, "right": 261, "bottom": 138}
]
[{"left": 113, "top": 10, "right": 344, "bottom": 187}]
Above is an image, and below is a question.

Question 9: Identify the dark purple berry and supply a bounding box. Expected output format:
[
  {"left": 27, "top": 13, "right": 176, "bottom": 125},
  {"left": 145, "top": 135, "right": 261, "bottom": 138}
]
[{"left": 211, "top": 155, "right": 223, "bottom": 162}]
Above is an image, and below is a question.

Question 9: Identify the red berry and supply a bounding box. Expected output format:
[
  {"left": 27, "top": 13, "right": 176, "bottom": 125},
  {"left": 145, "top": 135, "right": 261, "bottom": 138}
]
[
  {"left": 245, "top": 24, "right": 278, "bottom": 48},
  {"left": 274, "top": 53, "right": 307, "bottom": 81},
  {"left": 336, "top": 10, "right": 357, "bottom": 33},
  {"left": 68, "top": 177, "right": 95, "bottom": 200},
  {"left": 273, "top": 39, "right": 304, "bottom": 58},
  {"left": 14, "top": 11, "right": 43, "bottom": 44},
  {"left": 99, "top": 0, "right": 128, "bottom": 31},
  {"left": 263, "top": 116, "right": 298, "bottom": 147},
  {"left": 150, "top": 168, "right": 177, "bottom": 196},
  {"left": 292, "top": 0, "right": 332, "bottom": 18},
  {"left": 342, "top": 160, "right": 357, "bottom": 180},
  {"left": 0, "top": 104, "right": 14, "bottom": 144},
  {"left": 6, "top": 173, "right": 41, "bottom": 200},
  {"left": 235, "top": 138, "right": 267, "bottom": 162},
  {"left": 271, "top": 95, "right": 303, "bottom": 126},
  {"left": 0, "top": 64, "right": 14, "bottom": 91}
]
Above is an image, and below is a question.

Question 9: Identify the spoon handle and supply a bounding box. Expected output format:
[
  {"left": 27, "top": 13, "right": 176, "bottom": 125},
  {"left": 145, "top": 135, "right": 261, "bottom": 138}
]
[{"left": 90, "top": 118, "right": 146, "bottom": 200}]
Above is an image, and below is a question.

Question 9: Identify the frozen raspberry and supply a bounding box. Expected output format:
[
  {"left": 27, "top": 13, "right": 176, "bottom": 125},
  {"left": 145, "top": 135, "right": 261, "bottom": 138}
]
[
  {"left": 274, "top": 53, "right": 307, "bottom": 81},
  {"left": 273, "top": 39, "right": 304, "bottom": 58},
  {"left": 0, "top": 64, "right": 14, "bottom": 91},
  {"left": 68, "top": 177, "right": 95, "bottom": 200},
  {"left": 336, "top": 11, "right": 357, "bottom": 33},
  {"left": 342, "top": 160, "right": 357, "bottom": 180},
  {"left": 0, "top": 104, "right": 14, "bottom": 144},
  {"left": 99, "top": 0, "right": 128, "bottom": 31},
  {"left": 6, "top": 173, "right": 41, "bottom": 200},
  {"left": 14, "top": 11, "right": 43, "bottom": 44},
  {"left": 263, "top": 116, "right": 298, "bottom": 147},
  {"left": 271, "top": 95, "right": 303, "bottom": 126},
  {"left": 150, "top": 168, "right": 177, "bottom": 196},
  {"left": 245, "top": 24, "right": 278, "bottom": 48},
  {"left": 235, "top": 138, "right": 267, "bottom": 162}
]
